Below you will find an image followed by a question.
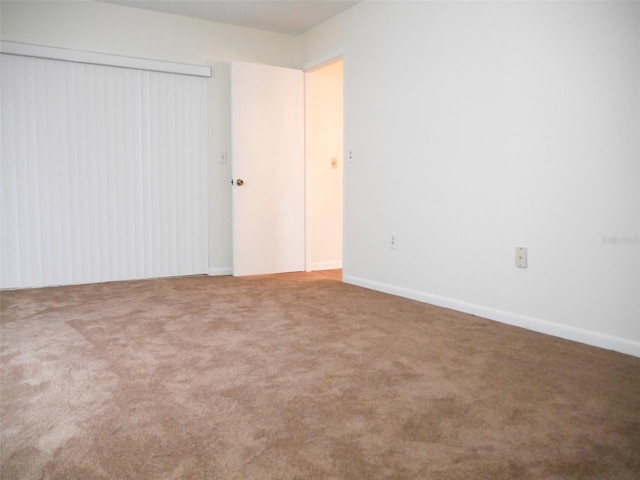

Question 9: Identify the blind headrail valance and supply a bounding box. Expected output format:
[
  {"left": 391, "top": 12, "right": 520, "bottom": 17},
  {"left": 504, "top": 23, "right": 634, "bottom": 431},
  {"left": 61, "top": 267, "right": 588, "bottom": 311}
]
[{"left": 0, "top": 41, "right": 212, "bottom": 77}]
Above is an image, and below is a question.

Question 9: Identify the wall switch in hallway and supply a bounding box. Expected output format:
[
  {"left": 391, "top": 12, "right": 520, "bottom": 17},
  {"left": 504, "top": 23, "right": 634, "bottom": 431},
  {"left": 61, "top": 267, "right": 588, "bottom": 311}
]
[
  {"left": 219, "top": 151, "right": 228, "bottom": 164},
  {"left": 389, "top": 231, "right": 397, "bottom": 249},
  {"left": 516, "top": 247, "right": 527, "bottom": 268}
]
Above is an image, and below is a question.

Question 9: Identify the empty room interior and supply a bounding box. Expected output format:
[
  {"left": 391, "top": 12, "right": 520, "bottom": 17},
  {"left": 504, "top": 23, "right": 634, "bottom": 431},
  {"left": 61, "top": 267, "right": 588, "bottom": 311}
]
[{"left": 1, "top": 1, "right": 639, "bottom": 478}]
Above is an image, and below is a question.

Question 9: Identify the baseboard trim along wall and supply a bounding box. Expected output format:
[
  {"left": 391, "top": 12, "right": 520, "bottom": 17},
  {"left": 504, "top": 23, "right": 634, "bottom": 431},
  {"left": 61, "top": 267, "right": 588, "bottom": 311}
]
[
  {"left": 311, "top": 261, "right": 343, "bottom": 271},
  {"left": 208, "top": 267, "right": 233, "bottom": 276},
  {"left": 344, "top": 275, "right": 640, "bottom": 359}
]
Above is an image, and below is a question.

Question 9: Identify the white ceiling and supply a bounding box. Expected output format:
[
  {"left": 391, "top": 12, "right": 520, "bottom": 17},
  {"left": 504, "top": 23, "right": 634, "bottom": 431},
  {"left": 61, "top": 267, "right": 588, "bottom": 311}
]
[{"left": 97, "top": 0, "right": 361, "bottom": 36}]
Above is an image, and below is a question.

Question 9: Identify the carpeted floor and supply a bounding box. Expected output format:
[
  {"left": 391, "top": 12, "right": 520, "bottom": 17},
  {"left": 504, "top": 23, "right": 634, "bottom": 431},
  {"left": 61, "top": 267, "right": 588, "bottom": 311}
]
[{"left": 1, "top": 271, "right": 639, "bottom": 479}]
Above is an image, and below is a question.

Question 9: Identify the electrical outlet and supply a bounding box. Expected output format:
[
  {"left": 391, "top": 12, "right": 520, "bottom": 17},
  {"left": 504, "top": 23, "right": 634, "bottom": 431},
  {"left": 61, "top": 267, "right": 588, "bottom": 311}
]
[
  {"left": 515, "top": 246, "right": 527, "bottom": 268},
  {"left": 389, "top": 231, "right": 397, "bottom": 249}
]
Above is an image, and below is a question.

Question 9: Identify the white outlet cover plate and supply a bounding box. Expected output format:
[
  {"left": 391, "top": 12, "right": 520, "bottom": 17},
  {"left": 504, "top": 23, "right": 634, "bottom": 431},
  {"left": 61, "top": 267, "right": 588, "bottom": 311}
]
[
  {"left": 389, "top": 231, "right": 397, "bottom": 249},
  {"left": 516, "top": 246, "right": 527, "bottom": 268}
]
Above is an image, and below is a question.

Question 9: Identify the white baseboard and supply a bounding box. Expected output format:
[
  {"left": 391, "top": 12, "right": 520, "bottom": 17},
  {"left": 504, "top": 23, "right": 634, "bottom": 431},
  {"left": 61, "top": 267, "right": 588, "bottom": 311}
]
[
  {"left": 344, "top": 275, "right": 640, "bottom": 358},
  {"left": 208, "top": 264, "right": 343, "bottom": 276},
  {"left": 208, "top": 267, "right": 233, "bottom": 276},
  {"left": 310, "top": 261, "right": 342, "bottom": 271}
]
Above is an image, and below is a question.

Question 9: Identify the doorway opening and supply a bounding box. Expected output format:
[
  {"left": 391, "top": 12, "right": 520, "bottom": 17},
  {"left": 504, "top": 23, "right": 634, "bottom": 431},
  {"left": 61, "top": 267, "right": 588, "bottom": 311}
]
[{"left": 305, "top": 58, "right": 344, "bottom": 277}]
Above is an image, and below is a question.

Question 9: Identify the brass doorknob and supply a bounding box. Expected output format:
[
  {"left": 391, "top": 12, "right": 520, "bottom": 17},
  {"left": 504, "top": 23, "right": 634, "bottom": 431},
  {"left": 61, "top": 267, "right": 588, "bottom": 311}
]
[{"left": 236, "top": 179, "right": 244, "bottom": 186}]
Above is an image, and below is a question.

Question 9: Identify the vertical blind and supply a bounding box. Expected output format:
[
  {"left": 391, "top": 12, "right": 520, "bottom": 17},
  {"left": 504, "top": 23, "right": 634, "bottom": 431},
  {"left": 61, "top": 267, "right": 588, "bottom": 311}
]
[{"left": 1, "top": 53, "right": 208, "bottom": 288}]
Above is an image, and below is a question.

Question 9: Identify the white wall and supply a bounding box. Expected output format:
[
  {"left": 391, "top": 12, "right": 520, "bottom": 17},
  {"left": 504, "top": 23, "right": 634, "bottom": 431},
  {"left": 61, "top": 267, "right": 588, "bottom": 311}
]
[
  {"left": 0, "top": 0, "right": 297, "bottom": 276},
  {"left": 297, "top": 1, "right": 640, "bottom": 356},
  {"left": 306, "top": 59, "right": 343, "bottom": 271}
]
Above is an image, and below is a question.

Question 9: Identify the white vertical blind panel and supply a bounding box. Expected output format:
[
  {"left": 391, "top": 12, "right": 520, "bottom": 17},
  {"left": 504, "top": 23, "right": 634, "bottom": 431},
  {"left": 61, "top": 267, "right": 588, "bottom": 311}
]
[
  {"left": 0, "top": 54, "right": 208, "bottom": 288},
  {"left": 145, "top": 71, "right": 208, "bottom": 278}
]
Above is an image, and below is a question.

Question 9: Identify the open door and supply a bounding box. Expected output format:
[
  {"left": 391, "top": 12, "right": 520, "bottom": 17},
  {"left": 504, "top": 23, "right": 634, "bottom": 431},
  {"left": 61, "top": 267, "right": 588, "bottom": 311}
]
[
  {"left": 305, "top": 58, "right": 344, "bottom": 273},
  {"left": 231, "top": 61, "right": 305, "bottom": 276}
]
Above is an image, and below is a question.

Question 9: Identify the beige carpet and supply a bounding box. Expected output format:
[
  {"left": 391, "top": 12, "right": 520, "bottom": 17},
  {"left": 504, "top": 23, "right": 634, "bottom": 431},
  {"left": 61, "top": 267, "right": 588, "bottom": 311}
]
[{"left": 1, "top": 271, "right": 639, "bottom": 479}]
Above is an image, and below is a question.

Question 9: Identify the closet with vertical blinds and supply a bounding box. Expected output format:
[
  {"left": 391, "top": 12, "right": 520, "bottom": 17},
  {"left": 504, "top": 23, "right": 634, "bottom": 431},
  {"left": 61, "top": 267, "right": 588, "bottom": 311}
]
[{"left": 1, "top": 42, "right": 211, "bottom": 288}]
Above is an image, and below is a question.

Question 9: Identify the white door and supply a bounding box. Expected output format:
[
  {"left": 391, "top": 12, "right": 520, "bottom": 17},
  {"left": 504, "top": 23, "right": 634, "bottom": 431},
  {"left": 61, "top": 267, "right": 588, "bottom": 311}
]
[{"left": 231, "top": 61, "right": 305, "bottom": 276}]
